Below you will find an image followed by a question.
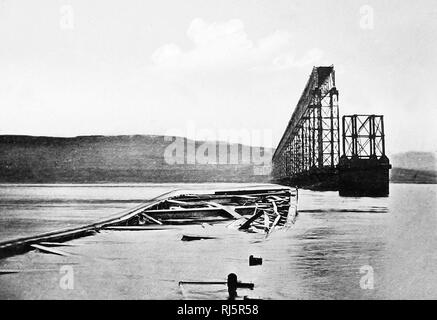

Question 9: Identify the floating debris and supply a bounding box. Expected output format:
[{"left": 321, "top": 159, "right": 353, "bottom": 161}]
[
  {"left": 38, "top": 242, "right": 78, "bottom": 247},
  {"left": 103, "top": 226, "right": 176, "bottom": 231},
  {"left": 0, "top": 268, "right": 64, "bottom": 275},
  {"left": 249, "top": 255, "right": 262, "bottom": 266},
  {"left": 181, "top": 235, "right": 217, "bottom": 241},
  {"left": 30, "top": 244, "right": 71, "bottom": 257}
]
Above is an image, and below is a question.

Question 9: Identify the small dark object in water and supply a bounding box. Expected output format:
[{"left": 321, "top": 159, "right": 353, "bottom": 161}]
[
  {"left": 227, "top": 273, "right": 238, "bottom": 300},
  {"left": 181, "top": 235, "right": 217, "bottom": 241},
  {"left": 243, "top": 296, "right": 263, "bottom": 300},
  {"left": 227, "top": 273, "right": 254, "bottom": 300},
  {"left": 178, "top": 273, "right": 253, "bottom": 299},
  {"left": 249, "top": 255, "right": 263, "bottom": 266}
]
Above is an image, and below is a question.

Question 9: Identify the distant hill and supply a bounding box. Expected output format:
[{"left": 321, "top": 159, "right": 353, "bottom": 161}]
[
  {"left": 1, "top": 135, "right": 435, "bottom": 184},
  {"left": 391, "top": 151, "right": 436, "bottom": 171},
  {"left": 0, "top": 135, "right": 273, "bottom": 183},
  {"left": 390, "top": 151, "right": 437, "bottom": 184}
]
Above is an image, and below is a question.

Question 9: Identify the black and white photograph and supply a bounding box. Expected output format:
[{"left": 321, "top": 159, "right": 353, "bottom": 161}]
[{"left": 0, "top": 0, "right": 436, "bottom": 305}]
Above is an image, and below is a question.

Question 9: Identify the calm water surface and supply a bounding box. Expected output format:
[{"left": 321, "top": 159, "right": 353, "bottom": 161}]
[{"left": 0, "top": 183, "right": 436, "bottom": 299}]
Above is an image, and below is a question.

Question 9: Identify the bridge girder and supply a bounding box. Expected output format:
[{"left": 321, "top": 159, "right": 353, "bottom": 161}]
[{"left": 272, "top": 66, "right": 340, "bottom": 184}]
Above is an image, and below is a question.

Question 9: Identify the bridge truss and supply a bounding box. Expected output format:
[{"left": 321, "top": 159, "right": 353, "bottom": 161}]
[
  {"left": 342, "top": 115, "right": 385, "bottom": 159},
  {"left": 272, "top": 66, "right": 340, "bottom": 185}
]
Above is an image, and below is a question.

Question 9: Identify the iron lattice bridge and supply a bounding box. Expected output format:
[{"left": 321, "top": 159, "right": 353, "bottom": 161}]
[
  {"left": 272, "top": 66, "right": 340, "bottom": 189},
  {"left": 272, "top": 65, "right": 389, "bottom": 192}
]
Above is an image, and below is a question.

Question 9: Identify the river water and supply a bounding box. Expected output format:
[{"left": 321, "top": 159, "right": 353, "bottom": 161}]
[{"left": 0, "top": 183, "right": 436, "bottom": 299}]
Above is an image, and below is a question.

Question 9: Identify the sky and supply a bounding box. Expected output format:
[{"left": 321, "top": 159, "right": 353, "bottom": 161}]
[{"left": 0, "top": 0, "right": 436, "bottom": 155}]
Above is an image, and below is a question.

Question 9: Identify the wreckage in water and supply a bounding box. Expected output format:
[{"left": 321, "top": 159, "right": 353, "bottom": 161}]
[{"left": 0, "top": 185, "right": 298, "bottom": 259}]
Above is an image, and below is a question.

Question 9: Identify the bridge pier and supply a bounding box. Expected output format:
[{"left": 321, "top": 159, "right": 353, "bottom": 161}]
[
  {"left": 338, "top": 156, "right": 391, "bottom": 197},
  {"left": 338, "top": 115, "right": 391, "bottom": 197}
]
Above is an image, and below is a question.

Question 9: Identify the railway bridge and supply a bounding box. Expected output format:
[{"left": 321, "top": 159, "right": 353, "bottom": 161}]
[{"left": 272, "top": 66, "right": 391, "bottom": 197}]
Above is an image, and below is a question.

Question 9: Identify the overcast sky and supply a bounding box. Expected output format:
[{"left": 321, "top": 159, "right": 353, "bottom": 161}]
[{"left": 0, "top": 0, "right": 436, "bottom": 154}]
